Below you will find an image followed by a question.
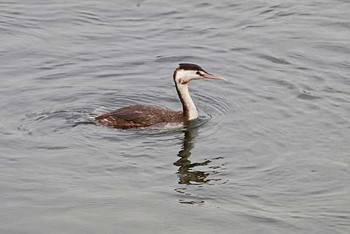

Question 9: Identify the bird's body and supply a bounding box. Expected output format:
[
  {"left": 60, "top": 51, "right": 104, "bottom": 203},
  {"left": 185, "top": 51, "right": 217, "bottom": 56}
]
[
  {"left": 95, "top": 63, "right": 224, "bottom": 129},
  {"left": 95, "top": 104, "right": 183, "bottom": 129}
]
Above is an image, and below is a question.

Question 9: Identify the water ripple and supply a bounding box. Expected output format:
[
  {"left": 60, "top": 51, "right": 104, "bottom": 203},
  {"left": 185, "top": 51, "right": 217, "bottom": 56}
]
[{"left": 1, "top": 1, "right": 350, "bottom": 233}]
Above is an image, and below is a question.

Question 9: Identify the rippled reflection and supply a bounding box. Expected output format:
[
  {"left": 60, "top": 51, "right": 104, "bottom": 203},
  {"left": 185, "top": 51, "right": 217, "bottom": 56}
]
[
  {"left": 174, "top": 128, "right": 211, "bottom": 185},
  {"left": 174, "top": 121, "right": 226, "bottom": 187},
  {"left": 173, "top": 125, "right": 228, "bottom": 204}
]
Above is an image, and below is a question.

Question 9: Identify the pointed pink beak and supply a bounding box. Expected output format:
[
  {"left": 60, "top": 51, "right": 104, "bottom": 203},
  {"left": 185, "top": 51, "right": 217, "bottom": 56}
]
[{"left": 202, "top": 73, "right": 226, "bottom": 80}]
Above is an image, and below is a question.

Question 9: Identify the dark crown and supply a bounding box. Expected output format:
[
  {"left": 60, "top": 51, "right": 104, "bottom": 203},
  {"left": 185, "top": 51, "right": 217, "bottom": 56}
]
[{"left": 178, "top": 63, "right": 206, "bottom": 72}]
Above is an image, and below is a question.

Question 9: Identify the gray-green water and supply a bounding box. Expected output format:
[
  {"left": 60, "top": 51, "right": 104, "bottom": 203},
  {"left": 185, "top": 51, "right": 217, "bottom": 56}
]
[{"left": 0, "top": 0, "right": 349, "bottom": 233}]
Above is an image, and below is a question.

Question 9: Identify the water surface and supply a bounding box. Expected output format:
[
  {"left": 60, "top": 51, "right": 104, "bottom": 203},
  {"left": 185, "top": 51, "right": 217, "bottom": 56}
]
[{"left": 0, "top": 0, "right": 349, "bottom": 233}]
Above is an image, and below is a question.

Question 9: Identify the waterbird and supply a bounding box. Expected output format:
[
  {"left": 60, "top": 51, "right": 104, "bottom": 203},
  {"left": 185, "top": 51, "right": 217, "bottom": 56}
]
[{"left": 95, "top": 63, "right": 225, "bottom": 129}]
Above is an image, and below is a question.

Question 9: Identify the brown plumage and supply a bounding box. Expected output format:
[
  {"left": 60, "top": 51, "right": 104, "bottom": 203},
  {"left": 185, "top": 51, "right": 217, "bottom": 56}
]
[{"left": 95, "top": 104, "right": 183, "bottom": 129}]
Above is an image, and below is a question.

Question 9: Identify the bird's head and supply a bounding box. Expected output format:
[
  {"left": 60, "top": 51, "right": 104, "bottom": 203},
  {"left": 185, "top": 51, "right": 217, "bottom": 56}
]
[{"left": 173, "top": 63, "right": 225, "bottom": 85}]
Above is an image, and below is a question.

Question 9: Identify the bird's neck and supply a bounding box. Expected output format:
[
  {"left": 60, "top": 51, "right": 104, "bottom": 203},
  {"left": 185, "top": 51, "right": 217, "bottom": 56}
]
[{"left": 175, "top": 82, "right": 198, "bottom": 121}]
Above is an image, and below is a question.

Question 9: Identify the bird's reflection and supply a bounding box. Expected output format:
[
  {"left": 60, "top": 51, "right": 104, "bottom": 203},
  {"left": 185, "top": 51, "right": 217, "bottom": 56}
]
[
  {"left": 173, "top": 124, "right": 227, "bottom": 204},
  {"left": 173, "top": 127, "right": 211, "bottom": 185}
]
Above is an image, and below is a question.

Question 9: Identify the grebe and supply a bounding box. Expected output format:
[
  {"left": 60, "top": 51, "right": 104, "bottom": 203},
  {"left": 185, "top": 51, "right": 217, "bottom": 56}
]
[{"left": 95, "top": 63, "right": 224, "bottom": 129}]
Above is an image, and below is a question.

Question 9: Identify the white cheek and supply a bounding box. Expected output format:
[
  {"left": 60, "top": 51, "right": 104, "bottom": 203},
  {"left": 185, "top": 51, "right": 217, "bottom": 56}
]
[
  {"left": 176, "top": 70, "right": 198, "bottom": 83},
  {"left": 176, "top": 70, "right": 187, "bottom": 79}
]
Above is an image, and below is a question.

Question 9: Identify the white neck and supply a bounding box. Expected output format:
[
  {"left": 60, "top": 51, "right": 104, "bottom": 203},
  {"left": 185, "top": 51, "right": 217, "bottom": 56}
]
[{"left": 175, "top": 83, "right": 198, "bottom": 121}]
